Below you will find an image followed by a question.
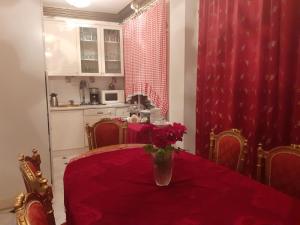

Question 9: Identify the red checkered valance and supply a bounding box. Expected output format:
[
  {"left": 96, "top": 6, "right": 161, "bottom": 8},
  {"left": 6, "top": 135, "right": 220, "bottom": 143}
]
[{"left": 123, "top": 0, "right": 168, "bottom": 116}]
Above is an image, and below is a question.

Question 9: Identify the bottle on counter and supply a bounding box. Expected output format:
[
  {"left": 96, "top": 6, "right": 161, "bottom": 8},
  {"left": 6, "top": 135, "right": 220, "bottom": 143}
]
[{"left": 50, "top": 93, "right": 58, "bottom": 107}]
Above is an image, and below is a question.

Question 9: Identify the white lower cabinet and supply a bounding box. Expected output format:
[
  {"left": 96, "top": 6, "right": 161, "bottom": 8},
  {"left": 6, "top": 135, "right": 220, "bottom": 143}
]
[
  {"left": 115, "top": 107, "right": 130, "bottom": 117},
  {"left": 50, "top": 110, "right": 85, "bottom": 151},
  {"left": 50, "top": 106, "right": 130, "bottom": 151}
]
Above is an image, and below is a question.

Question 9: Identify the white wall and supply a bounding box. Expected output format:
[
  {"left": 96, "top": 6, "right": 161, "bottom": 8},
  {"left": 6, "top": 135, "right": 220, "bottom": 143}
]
[
  {"left": 0, "top": 0, "right": 51, "bottom": 209},
  {"left": 183, "top": 0, "right": 199, "bottom": 153},
  {"left": 169, "top": 0, "right": 199, "bottom": 152},
  {"left": 169, "top": 0, "right": 185, "bottom": 126}
]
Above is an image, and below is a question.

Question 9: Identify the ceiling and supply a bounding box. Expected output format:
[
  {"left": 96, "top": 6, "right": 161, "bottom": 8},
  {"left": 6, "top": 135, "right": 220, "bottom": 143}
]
[{"left": 43, "top": 0, "right": 132, "bottom": 14}]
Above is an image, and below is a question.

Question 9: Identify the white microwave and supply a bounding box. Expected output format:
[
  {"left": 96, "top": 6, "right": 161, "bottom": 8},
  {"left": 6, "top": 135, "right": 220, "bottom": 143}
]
[{"left": 101, "top": 90, "right": 125, "bottom": 104}]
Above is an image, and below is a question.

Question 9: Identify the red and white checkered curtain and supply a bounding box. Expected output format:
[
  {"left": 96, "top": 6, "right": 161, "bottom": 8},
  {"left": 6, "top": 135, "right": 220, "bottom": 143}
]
[{"left": 123, "top": 0, "right": 168, "bottom": 116}]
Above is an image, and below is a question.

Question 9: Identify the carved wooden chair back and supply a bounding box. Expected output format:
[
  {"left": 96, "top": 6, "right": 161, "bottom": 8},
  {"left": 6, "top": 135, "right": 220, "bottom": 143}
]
[
  {"left": 18, "top": 149, "right": 41, "bottom": 193},
  {"left": 256, "top": 144, "right": 300, "bottom": 198},
  {"left": 14, "top": 192, "right": 55, "bottom": 225},
  {"left": 209, "top": 128, "right": 248, "bottom": 173},
  {"left": 86, "top": 118, "right": 128, "bottom": 150},
  {"left": 18, "top": 150, "right": 55, "bottom": 225}
]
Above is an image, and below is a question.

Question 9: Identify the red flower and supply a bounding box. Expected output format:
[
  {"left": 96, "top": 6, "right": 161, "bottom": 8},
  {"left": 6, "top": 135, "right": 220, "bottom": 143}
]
[
  {"left": 150, "top": 123, "right": 187, "bottom": 149},
  {"left": 172, "top": 123, "right": 187, "bottom": 141}
]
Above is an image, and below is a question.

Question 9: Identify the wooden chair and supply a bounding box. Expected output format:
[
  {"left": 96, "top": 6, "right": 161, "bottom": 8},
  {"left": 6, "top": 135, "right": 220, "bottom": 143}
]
[
  {"left": 18, "top": 150, "right": 55, "bottom": 225},
  {"left": 18, "top": 149, "right": 42, "bottom": 193},
  {"left": 14, "top": 192, "right": 55, "bottom": 225},
  {"left": 86, "top": 118, "right": 128, "bottom": 150},
  {"left": 256, "top": 144, "right": 300, "bottom": 198},
  {"left": 209, "top": 129, "right": 248, "bottom": 173}
]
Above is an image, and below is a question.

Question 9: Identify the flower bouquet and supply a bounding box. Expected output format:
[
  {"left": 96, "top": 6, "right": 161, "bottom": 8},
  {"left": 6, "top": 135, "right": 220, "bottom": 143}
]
[{"left": 144, "top": 123, "right": 187, "bottom": 186}]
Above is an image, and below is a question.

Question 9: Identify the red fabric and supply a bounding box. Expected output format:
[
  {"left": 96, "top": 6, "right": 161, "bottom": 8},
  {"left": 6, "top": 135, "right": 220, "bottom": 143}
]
[
  {"left": 94, "top": 123, "right": 120, "bottom": 147},
  {"left": 26, "top": 161, "right": 38, "bottom": 174},
  {"left": 123, "top": 0, "right": 168, "bottom": 116},
  {"left": 196, "top": 0, "right": 300, "bottom": 174},
  {"left": 64, "top": 148, "right": 300, "bottom": 225},
  {"left": 269, "top": 152, "right": 300, "bottom": 199},
  {"left": 26, "top": 201, "right": 49, "bottom": 225},
  {"left": 127, "top": 123, "right": 152, "bottom": 144},
  {"left": 217, "top": 136, "right": 241, "bottom": 170}
]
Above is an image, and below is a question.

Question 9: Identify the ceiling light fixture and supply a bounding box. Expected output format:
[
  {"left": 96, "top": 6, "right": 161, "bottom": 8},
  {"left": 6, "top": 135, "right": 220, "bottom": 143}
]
[{"left": 66, "top": 0, "right": 91, "bottom": 8}]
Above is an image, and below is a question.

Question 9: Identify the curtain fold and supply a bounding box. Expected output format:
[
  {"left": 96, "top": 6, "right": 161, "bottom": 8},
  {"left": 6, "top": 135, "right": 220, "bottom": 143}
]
[
  {"left": 123, "top": 0, "right": 168, "bottom": 116},
  {"left": 196, "top": 0, "right": 300, "bottom": 174}
]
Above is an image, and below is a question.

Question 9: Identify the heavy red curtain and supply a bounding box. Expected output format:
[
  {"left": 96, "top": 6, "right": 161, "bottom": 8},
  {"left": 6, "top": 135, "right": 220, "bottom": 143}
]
[
  {"left": 123, "top": 0, "right": 168, "bottom": 116},
  {"left": 196, "top": 0, "right": 300, "bottom": 172}
]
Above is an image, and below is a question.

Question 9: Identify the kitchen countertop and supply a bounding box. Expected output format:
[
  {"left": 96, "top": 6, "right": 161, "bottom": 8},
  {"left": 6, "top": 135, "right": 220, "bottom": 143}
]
[{"left": 50, "top": 103, "right": 130, "bottom": 112}]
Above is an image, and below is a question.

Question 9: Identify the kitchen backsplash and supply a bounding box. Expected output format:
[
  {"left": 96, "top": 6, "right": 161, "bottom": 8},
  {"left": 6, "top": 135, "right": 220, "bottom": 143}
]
[{"left": 48, "top": 77, "right": 124, "bottom": 105}]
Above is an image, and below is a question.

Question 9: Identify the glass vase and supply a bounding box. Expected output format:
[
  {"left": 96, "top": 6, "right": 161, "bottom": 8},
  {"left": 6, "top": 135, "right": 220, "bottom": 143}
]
[{"left": 152, "top": 150, "right": 174, "bottom": 186}]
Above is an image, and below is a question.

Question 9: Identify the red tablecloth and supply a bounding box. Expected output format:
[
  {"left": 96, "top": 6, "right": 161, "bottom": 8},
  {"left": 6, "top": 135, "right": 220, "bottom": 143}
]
[
  {"left": 127, "top": 123, "right": 152, "bottom": 144},
  {"left": 64, "top": 148, "right": 300, "bottom": 225}
]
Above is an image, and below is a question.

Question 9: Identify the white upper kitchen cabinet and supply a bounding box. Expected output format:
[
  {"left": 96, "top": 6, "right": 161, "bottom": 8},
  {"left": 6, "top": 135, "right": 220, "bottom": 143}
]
[
  {"left": 101, "top": 26, "right": 124, "bottom": 76},
  {"left": 78, "top": 26, "right": 102, "bottom": 75},
  {"left": 44, "top": 18, "right": 124, "bottom": 77},
  {"left": 44, "top": 19, "right": 79, "bottom": 76}
]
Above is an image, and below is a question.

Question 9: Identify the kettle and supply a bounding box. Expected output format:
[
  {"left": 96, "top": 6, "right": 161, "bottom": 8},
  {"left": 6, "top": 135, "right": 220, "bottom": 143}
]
[{"left": 50, "top": 93, "right": 58, "bottom": 107}]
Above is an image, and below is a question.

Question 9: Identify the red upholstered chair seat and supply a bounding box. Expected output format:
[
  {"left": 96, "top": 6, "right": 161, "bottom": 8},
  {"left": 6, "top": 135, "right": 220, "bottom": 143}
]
[
  {"left": 270, "top": 153, "right": 300, "bottom": 198},
  {"left": 26, "top": 201, "right": 49, "bottom": 225},
  {"left": 210, "top": 129, "right": 248, "bottom": 173},
  {"left": 216, "top": 136, "right": 242, "bottom": 171},
  {"left": 18, "top": 151, "right": 56, "bottom": 225},
  {"left": 257, "top": 144, "right": 300, "bottom": 199},
  {"left": 94, "top": 123, "right": 120, "bottom": 147},
  {"left": 86, "top": 118, "right": 127, "bottom": 150},
  {"left": 15, "top": 193, "right": 55, "bottom": 225}
]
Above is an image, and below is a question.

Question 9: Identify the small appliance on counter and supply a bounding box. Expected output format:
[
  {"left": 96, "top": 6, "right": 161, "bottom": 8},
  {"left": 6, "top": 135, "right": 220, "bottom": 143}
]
[
  {"left": 89, "top": 88, "right": 100, "bottom": 105},
  {"left": 79, "top": 80, "right": 89, "bottom": 105},
  {"left": 101, "top": 90, "right": 125, "bottom": 105},
  {"left": 49, "top": 93, "right": 58, "bottom": 107}
]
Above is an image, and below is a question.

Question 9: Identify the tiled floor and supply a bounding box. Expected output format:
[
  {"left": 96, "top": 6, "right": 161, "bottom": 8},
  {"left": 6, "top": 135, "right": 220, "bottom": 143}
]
[
  {"left": 0, "top": 149, "right": 85, "bottom": 225},
  {"left": 52, "top": 154, "right": 72, "bottom": 225}
]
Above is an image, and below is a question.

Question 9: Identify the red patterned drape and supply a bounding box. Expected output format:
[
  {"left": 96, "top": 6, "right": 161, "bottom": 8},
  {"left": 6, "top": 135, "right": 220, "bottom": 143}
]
[
  {"left": 123, "top": 0, "right": 168, "bottom": 116},
  {"left": 196, "top": 0, "right": 300, "bottom": 173}
]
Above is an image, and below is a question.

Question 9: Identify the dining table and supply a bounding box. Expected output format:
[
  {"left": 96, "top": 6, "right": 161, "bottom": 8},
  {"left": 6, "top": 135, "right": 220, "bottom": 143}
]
[{"left": 64, "top": 144, "right": 300, "bottom": 225}]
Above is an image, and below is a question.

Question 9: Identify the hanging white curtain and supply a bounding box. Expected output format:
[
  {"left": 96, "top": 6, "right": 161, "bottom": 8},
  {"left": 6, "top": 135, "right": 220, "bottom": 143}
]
[{"left": 123, "top": 0, "right": 168, "bottom": 116}]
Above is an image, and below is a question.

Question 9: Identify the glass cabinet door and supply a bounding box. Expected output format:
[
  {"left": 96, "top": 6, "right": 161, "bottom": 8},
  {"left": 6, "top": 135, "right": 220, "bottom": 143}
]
[
  {"left": 79, "top": 27, "right": 99, "bottom": 74},
  {"left": 103, "top": 29, "right": 122, "bottom": 74}
]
